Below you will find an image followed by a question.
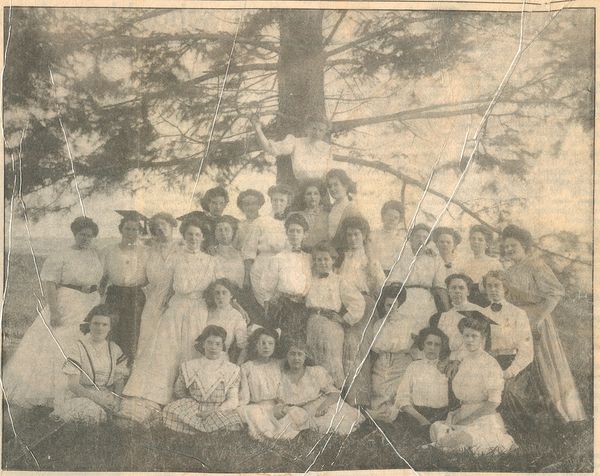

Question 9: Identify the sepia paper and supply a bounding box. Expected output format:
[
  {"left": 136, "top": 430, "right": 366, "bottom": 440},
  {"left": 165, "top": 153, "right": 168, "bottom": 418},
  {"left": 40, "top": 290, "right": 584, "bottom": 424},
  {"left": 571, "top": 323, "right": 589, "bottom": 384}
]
[{"left": 0, "top": 1, "right": 596, "bottom": 475}]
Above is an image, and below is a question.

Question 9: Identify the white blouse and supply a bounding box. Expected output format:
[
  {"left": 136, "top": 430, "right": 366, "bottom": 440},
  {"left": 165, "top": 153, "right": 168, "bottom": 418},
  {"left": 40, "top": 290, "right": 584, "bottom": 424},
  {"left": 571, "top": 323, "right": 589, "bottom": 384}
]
[
  {"left": 269, "top": 135, "right": 332, "bottom": 181},
  {"left": 388, "top": 247, "right": 446, "bottom": 289},
  {"left": 453, "top": 350, "right": 504, "bottom": 405},
  {"left": 167, "top": 250, "right": 216, "bottom": 297},
  {"left": 241, "top": 215, "right": 287, "bottom": 261},
  {"left": 369, "top": 228, "right": 408, "bottom": 271},
  {"left": 207, "top": 306, "right": 248, "bottom": 352},
  {"left": 435, "top": 302, "right": 485, "bottom": 360},
  {"left": 338, "top": 248, "right": 385, "bottom": 295},
  {"left": 239, "top": 359, "right": 282, "bottom": 405},
  {"left": 215, "top": 245, "right": 245, "bottom": 288},
  {"left": 395, "top": 359, "right": 448, "bottom": 409},
  {"left": 260, "top": 249, "right": 312, "bottom": 301},
  {"left": 102, "top": 243, "right": 148, "bottom": 287},
  {"left": 328, "top": 197, "right": 351, "bottom": 239},
  {"left": 277, "top": 366, "right": 337, "bottom": 406},
  {"left": 488, "top": 300, "right": 534, "bottom": 377},
  {"left": 373, "top": 307, "right": 429, "bottom": 354},
  {"left": 305, "top": 273, "right": 365, "bottom": 326},
  {"left": 457, "top": 254, "right": 503, "bottom": 284},
  {"left": 41, "top": 247, "right": 103, "bottom": 287}
]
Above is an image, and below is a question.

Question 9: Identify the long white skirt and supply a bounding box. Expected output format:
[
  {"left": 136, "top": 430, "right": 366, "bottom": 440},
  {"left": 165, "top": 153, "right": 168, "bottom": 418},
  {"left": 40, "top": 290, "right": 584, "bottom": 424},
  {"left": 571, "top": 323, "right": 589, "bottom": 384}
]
[
  {"left": 122, "top": 294, "right": 208, "bottom": 407},
  {"left": 3, "top": 288, "right": 99, "bottom": 408}
]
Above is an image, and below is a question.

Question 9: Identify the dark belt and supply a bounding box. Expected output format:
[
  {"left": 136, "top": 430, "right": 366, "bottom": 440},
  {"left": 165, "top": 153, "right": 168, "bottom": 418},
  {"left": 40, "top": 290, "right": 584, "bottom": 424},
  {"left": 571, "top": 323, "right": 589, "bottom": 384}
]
[
  {"left": 108, "top": 284, "right": 144, "bottom": 290},
  {"left": 307, "top": 307, "right": 340, "bottom": 320},
  {"left": 388, "top": 283, "right": 430, "bottom": 291},
  {"left": 60, "top": 283, "right": 98, "bottom": 294}
]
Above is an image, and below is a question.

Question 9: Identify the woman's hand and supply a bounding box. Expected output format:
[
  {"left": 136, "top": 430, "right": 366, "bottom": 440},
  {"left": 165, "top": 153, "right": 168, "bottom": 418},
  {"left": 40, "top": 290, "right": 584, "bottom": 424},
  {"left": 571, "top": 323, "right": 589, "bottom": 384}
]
[
  {"left": 315, "top": 399, "right": 333, "bottom": 417},
  {"left": 273, "top": 404, "right": 288, "bottom": 419}
]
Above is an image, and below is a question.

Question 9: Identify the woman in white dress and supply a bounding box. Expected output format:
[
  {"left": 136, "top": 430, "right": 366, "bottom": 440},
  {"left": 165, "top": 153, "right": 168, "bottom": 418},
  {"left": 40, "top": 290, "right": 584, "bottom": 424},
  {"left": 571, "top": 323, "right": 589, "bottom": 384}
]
[
  {"left": 52, "top": 305, "right": 129, "bottom": 424},
  {"left": 336, "top": 216, "right": 385, "bottom": 406},
  {"left": 214, "top": 215, "right": 245, "bottom": 288},
  {"left": 136, "top": 213, "right": 179, "bottom": 358},
  {"left": 242, "top": 185, "right": 290, "bottom": 306},
  {"left": 237, "top": 327, "right": 286, "bottom": 440},
  {"left": 120, "top": 217, "right": 216, "bottom": 421},
  {"left": 295, "top": 179, "right": 330, "bottom": 251},
  {"left": 369, "top": 200, "right": 407, "bottom": 275},
  {"left": 430, "top": 312, "right": 516, "bottom": 454},
  {"left": 271, "top": 339, "right": 364, "bottom": 438},
  {"left": 431, "top": 226, "right": 462, "bottom": 278},
  {"left": 233, "top": 189, "right": 265, "bottom": 251},
  {"left": 459, "top": 225, "right": 503, "bottom": 307},
  {"left": 326, "top": 169, "right": 362, "bottom": 251},
  {"left": 3, "top": 217, "right": 103, "bottom": 409}
]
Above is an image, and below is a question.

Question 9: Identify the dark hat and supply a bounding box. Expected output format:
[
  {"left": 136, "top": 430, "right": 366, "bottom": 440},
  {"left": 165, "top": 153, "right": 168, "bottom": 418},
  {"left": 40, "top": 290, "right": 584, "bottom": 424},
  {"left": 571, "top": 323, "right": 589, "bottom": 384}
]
[
  {"left": 176, "top": 210, "right": 209, "bottom": 222},
  {"left": 115, "top": 210, "right": 148, "bottom": 235},
  {"left": 457, "top": 309, "right": 497, "bottom": 326},
  {"left": 431, "top": 226, "right": 462, "bottom": 246}
]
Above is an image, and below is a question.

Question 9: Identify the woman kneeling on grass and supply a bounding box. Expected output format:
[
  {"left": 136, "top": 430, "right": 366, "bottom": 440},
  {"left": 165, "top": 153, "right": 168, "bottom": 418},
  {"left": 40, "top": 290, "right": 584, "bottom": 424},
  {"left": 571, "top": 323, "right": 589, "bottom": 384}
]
[
  {"left": 430, "top": 312, "right": 516, "bottom": 455},
  {"left": 51, "top": 305, "right": 128, "bottom": 425},
  {"left": 162, "top": 325, "right": 243, "bottom": 434}
]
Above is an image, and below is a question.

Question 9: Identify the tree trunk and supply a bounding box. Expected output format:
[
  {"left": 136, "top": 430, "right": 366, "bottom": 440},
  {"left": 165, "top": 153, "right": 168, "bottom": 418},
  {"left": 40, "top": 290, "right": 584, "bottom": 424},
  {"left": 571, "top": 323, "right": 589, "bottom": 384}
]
[{"left": 276, "top": 10, "right": 325, "bottom": 184}]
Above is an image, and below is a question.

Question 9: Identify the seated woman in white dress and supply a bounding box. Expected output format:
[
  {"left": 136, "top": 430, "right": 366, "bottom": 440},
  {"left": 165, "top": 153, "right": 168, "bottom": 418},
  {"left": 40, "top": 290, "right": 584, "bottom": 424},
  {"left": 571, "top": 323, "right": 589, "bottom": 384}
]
[
  {"left": 162, "top": 325, "right": 244, "bottom": 434},
  {"left": 205, "top": 278, "right": 249, "bottom": 364},
  {"left": 237, "top": 327, "right": 286, "bottom": 440},
  {"left": 430, "top": 312, "right": 516, "bottom": 455},
  {"left": 369, "top": 200, "right": 407, "bottom": 275},
  {"left": 214, "top": 215, "right": 245, "bottom": 288},
  {"left": 3, "top": 216, "right": 103, "bottom": 410},
  {"left": 305, "top": 241, "right": 365, "bottom": 389},
  {"left": 52, "top": 305, "right": 128, "bottom": 425},
  {"left": 270, "top": 338, "right": 364, "bottom": 438},
  {"left": 393, "top": 327, "right": 450, "bottom": 431}
]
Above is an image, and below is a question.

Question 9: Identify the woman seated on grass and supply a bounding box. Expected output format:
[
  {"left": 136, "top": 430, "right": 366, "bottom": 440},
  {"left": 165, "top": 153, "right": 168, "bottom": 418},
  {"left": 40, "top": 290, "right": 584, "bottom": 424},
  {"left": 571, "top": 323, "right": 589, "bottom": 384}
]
[
  {"left": 237, "top": 327, "right": 287, "bottom": 440},
  {"left": 393, "top": 327, "right": 450, "bottom": 433},
  {"left": 430, "top": 312, "right": 516, "bottom": 455},
  {"left": 273, "top": 338, "right": 364, "bottom": 437},
  {"left": 162, "top": 325, "right": 243, "bottom": 434},
  {"left": 51, "top": 305, "right": 128, "bottom": 425}
]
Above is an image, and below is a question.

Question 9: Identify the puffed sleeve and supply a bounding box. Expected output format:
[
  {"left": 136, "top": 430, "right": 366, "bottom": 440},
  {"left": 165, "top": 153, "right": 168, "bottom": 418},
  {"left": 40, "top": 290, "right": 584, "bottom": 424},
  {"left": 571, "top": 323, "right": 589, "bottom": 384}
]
[
  {"left": 507, "top": 308, "right": 534, "bottom": 377},
  {"left": 314, "top": 366, "right": 338, "bottom": 394},
  {"left": 339, "top": 279, "right": 366, "bottom": 326},
  {"left": 219, "top": 367, "right": 241, "bottom": 411},
  {"left": 63, "top": 342, "right": 83, "bottom": 376},
  {"left": 531, "top": 258, "right": 565, "bottom": 300},
  {"left": 484, "top": 357, "right": 505, "bottom": 404},
  {"left": 268, "top": 134, "right": 296, "bottom": 157},
  {"left": 40, "top": 251, "right": 66, "bottom": 283},
  {"left": 260, "top": 254, "right": 280, "bottom": 303},
  {"left": 394, "top": 363, "right": 414, "bottom": 408},
  {"left": 238, "top": 363, "right": 251, "bottom": 405}
]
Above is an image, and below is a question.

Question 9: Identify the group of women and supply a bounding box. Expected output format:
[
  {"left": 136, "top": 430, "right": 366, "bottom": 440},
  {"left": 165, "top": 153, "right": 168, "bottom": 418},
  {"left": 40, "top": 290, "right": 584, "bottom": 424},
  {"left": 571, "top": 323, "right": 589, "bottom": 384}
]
[{"left": 3, "top": 116, "right": 587, "bottom": 454}]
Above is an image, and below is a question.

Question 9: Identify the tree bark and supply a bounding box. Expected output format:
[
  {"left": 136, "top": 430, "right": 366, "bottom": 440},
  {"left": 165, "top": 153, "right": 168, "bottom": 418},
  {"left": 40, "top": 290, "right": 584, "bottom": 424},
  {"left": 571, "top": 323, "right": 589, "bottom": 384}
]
[{"left": 276, "top": 10, "right": 325, "bottom": 184}]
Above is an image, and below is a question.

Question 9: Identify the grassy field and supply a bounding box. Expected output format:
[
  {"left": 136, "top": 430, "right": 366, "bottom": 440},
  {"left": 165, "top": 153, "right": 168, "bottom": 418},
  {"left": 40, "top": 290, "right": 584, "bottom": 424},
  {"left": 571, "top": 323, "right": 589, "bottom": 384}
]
[{"left": 2, "top": 252, "right": 594, "bottom": 473}]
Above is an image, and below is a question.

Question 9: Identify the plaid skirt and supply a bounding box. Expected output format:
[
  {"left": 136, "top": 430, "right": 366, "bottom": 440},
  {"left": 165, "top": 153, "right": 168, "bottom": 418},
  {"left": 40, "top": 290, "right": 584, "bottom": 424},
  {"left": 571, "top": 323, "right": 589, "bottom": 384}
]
[{"left": 162, "top": 382, "right": 243, "bottom": 434}]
